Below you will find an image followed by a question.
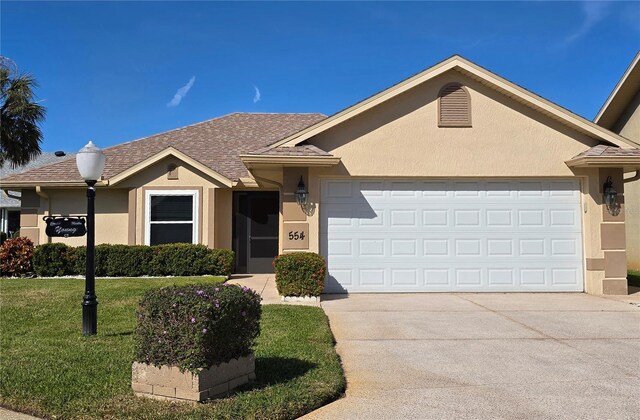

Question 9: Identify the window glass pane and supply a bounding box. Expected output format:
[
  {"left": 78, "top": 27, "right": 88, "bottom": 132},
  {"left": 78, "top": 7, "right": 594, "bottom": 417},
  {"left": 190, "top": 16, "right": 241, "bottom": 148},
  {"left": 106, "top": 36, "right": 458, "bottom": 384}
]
[
  {"left": 151, "top": 195, "right": 193, "bottom": 221},
  {"left": 150, "top": 224, "right": 193, "bottom": 245}
]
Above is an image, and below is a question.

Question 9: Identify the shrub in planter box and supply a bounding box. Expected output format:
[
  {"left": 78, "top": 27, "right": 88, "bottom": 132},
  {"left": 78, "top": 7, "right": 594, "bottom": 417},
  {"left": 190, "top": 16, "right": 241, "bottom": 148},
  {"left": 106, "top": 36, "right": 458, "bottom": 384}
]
[
  {"left": 134, "top": 283, "right": 261, "bottom": 371},
  {"left": 33, "top": 242, "right": 73, "bottom": 277},
  {"left": 0, "top": 237, "right": 35, "bottom": 277},
  {"left": 133, "top": 283, "right": 261, "bottom": 401},
  {"left": 273, "top": 252, "right": 327, "bottom": 297}
]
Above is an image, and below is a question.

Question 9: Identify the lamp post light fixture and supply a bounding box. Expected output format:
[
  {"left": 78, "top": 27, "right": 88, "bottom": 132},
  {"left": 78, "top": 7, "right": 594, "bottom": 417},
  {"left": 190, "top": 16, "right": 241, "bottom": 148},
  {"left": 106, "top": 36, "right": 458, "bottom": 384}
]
[
  {"left": 295, "top": 176, "right": 308, "bottom": 207},
  {"left": 603, "top": 176, "right": 620, "bottom": 216},
  {"left": 76, "top": 141, "right": 106, "bottom": 336}
]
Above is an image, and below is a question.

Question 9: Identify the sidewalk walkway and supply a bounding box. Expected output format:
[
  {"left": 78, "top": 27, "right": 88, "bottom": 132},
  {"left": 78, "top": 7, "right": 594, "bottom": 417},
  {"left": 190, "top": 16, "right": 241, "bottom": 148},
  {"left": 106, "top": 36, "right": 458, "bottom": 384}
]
[
  {"left": 227, "top": 274, "right": 320, "bottom": 306},
  {"left": 0, "top": 408, "right": 38, "bottom": 419}
]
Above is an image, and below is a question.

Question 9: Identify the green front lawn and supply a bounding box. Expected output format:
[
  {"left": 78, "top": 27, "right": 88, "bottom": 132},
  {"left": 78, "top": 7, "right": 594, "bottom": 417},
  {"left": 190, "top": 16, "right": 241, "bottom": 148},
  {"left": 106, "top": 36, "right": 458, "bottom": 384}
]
[
  {"left": 629, "top": 270, "right": 640, "bottom": 287},
  {"left": 0, "top": 277, "right": 345, "bottom": 419}
]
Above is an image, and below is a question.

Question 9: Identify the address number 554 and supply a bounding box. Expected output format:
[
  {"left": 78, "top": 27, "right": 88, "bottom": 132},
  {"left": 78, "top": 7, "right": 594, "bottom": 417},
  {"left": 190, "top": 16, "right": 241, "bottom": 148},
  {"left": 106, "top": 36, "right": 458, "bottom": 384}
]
[{"left": 288, "top": 231, "right": 305, "bottom": 240}]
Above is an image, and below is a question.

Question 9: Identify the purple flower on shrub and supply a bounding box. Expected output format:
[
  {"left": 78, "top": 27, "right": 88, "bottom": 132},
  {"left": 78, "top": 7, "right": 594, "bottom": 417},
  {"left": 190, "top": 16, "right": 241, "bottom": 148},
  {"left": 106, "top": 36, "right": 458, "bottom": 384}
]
[
  {"left": 214, "top": 287, "right": 220, "bottom": 292},
  {"left": 196, "top": 290, "right": 204, "bottom": 296},
  {"left": 202, "top": 328, "right": 208, "bottom": 334},
  {"left": 191, "top": 317, "right": 196, "bottom": 323}
]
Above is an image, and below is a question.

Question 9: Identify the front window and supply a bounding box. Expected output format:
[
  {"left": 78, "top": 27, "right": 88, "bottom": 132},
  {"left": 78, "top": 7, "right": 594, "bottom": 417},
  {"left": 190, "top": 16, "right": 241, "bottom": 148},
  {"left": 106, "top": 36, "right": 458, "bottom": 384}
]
[{"left": 145, "top": 190, "right": 198, "bottom": 246}]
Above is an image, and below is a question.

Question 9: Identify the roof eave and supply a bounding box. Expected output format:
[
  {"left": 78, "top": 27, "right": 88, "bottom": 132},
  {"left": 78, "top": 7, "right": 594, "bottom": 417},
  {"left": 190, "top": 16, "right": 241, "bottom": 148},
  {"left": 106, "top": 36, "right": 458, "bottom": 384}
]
[
  {"left": 565, "top": 156, "right": 640, "bottom": 171},
  {"left": 594, "top": 51, "right": 640, "bottom": 127},
  {"left": 0, "top": 180, "right": 109, "bottom": 188},
  {"left": 239, "top": 155, "right": 341, "bottom": 169}
]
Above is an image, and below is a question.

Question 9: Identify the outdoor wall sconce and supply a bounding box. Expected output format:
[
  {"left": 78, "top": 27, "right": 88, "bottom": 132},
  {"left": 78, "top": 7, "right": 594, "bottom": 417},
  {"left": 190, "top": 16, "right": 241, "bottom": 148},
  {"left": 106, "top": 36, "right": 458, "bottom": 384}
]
[
  {"left": 603, "top": 176, "right": 620, "bottom": 216},
  {"left": 295, "top": 176, "right": 308, "bottom": 207}
]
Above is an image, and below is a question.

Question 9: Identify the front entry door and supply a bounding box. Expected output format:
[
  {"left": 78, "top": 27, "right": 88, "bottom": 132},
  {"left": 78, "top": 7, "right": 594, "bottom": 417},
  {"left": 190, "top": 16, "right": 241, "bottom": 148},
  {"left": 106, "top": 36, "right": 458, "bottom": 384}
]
[{"left": 233, "top": 192, "right": 279, "bottom": 273}]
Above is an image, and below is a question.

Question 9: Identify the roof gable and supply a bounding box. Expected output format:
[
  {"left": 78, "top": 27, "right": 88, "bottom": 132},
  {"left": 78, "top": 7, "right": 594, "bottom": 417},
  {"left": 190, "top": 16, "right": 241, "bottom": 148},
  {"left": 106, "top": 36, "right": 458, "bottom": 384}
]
[
  {"left": 271, "top": 55, "right": 639, "bottom": 150},
  {"left": 594, "top": 51, "right": 640, "bottom": 129}
]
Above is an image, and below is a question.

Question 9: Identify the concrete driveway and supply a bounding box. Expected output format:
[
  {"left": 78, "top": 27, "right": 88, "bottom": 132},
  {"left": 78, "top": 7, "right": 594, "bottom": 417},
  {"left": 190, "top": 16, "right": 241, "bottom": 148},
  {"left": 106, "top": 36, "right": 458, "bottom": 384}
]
[{"left": 305, "top": 293, "right": 640, "bottom": 420}]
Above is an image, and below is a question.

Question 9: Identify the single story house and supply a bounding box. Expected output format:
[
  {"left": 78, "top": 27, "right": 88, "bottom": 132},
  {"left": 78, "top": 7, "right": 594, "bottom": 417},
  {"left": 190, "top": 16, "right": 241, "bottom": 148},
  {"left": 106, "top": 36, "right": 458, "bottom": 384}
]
[
  {"left": 1, "top": 152, "right": 75, "bottom": 237},
  {"left": 3, "top": 55, "right": 640, "bottom": 294},
  {"left": 594, "top": 51, "right": 640, "bottom": 271}
]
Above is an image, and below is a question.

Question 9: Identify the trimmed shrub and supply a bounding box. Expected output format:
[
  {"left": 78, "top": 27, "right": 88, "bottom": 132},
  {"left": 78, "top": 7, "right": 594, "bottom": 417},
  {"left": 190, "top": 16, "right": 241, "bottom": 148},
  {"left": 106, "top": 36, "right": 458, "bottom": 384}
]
[
  {"left": 33, "top": 243, "right": 73, "bottom": 277},
  {"left": 105, "top": 245, "right": 153, "bottom": 277},
  {"left": 71, "top": 245, "right": 111, "bottom": 277},
  {"left": 273, "top": 252, "right": 326, "bottom": 297},
  {"left": 31, "top": 243, "right": 234, "bottom": 278},
  {"left": 134, "top": 283, "right": 261, "bottom": 372},
  {"left": 204, "top": 249, "right": 235, "bottom": 278},
  {"left": 0, "top": 237, "right": 34, "bottom": 277},
  {"left": 148, "top": 244, "right": 212, "bottom": 277}
]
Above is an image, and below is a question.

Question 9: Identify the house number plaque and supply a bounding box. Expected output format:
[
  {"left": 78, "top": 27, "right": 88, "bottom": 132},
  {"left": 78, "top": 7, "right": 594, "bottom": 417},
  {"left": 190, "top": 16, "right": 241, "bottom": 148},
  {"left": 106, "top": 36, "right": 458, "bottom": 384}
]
[{"left": 283, "top": 222, "right": 309, "bottom": 250}]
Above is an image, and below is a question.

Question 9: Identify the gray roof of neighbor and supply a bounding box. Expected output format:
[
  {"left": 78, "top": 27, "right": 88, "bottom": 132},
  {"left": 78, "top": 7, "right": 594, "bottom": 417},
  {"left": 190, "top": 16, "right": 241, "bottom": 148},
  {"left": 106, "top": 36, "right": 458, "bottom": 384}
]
[
  {"left": 1, "top": 152, "right": 76, "bottom": 207},
  {"left": 2, "top": 113, "right": 327, "bottom": 184}
]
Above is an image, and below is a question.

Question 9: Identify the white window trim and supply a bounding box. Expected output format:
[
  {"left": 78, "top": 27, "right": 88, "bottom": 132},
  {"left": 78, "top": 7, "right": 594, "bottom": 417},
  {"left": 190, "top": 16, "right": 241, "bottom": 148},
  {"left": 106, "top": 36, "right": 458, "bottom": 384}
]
[{"left": 144, "top": 189, "right": 199, "bottom": 246}]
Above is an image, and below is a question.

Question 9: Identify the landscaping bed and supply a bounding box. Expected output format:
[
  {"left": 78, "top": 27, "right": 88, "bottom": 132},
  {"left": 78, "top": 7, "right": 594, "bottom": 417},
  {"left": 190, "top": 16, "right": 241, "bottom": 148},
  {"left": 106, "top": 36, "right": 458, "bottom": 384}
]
[{"left": 0, "top": 277, "right": 345, "bottom": 419}]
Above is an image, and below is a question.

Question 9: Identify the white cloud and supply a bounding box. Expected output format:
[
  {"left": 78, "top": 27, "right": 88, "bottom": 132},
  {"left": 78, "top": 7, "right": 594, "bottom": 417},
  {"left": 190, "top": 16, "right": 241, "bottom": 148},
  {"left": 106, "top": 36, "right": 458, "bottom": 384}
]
[
  {"left": 167, "top": 76, "right": 196, "bottom": 107},
  {"left": 565, "top": 1, "right": 611, "bottom": 44},
  {"left": 253, "top": 85, "right": 261, "bottom": 103}
]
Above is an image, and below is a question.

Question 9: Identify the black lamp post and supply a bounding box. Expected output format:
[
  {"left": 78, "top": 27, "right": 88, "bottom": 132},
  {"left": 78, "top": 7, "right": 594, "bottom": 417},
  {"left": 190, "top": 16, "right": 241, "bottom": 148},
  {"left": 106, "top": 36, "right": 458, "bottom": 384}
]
[{"left": 76, "top": 141, "right": 106, "bottom": 336}]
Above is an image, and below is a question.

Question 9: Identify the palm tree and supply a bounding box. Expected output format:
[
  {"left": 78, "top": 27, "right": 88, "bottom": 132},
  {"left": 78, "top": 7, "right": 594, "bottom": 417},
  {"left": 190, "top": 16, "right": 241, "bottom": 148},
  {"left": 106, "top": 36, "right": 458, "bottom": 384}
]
[{"left": 0, "top": 58, "right": 46, "bottom": 168}]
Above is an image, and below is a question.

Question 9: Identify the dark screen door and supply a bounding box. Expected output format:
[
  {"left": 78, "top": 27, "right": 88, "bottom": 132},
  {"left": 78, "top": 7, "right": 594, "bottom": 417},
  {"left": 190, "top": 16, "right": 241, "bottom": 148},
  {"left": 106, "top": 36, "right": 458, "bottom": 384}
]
[{"left": 233, "top": 192, "right": 279, "bottom": 273}]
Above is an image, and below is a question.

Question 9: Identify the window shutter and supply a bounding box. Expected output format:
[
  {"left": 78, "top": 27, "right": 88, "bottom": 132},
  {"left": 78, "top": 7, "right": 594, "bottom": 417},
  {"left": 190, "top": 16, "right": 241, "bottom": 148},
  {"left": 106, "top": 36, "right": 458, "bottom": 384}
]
[{"left": 438, "top": 83, "right": 471, "bottom": 127}]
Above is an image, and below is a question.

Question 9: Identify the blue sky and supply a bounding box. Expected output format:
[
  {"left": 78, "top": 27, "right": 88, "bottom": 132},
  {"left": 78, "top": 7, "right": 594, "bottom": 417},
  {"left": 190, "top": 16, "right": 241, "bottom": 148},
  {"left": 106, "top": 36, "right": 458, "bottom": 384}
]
[{"left": 2, "top": 1, "right": 639, "bottom": 153}]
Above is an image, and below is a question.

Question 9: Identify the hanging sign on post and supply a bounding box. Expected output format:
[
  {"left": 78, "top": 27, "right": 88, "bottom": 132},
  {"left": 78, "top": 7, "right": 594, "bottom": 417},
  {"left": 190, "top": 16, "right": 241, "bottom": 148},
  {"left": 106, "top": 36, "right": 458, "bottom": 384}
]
[{"left": 43, "top": 216, "right": 87, "bottom": 238}]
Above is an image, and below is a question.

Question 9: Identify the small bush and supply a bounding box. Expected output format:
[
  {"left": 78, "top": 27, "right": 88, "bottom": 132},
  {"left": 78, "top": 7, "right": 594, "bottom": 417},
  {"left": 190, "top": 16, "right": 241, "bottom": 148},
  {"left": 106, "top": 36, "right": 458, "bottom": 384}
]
[
  {"left": 204, "top": 249, "right": 235, "bottom": 278},
  {"left": 33, "top": 243, "right": 74, "bottom": 277},
  {"left": 273, "top": 252, "right": 327, "bottom": 297},
  {"left": 70, "top": 245, "right": 111, "bottom": 276},
  {"left": 148, "top": 244, "right": 212, "bottom": 277},
  {"left": 104, "top": 245, "right": 153, "bottom": 277},
  {"left": 0, "top": 237, "right": 35, "bottom": 277},
  {"left": 134, "top": 283, "right": 261, "bottom": 372}
]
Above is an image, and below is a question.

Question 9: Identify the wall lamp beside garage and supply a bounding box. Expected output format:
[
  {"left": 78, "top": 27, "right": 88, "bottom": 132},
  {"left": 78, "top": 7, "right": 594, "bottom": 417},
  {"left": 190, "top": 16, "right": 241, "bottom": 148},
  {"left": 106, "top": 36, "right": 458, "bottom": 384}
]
[
  {"left": 295, "top": 176, "right": 308, "bottom": 207},
  {"left": 603, "top": 176, "right": 620, "bottom": 216}
]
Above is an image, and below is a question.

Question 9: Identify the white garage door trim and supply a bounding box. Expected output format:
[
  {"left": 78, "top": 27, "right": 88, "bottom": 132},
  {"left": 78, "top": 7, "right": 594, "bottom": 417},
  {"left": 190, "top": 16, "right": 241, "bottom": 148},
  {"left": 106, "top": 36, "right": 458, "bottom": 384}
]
[{"left": 320, "top": 178, "right": 584, "bottom": 293}]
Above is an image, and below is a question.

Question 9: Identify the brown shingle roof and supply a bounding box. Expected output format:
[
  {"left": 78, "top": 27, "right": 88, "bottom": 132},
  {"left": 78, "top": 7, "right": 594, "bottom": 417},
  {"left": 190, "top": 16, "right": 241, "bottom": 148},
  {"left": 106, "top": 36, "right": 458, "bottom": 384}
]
[
  {"left": 247, "top": 144, "right": 332, "bottom": 157},
  {"left": 2, "top": 113, "right": 326, "bottom": 184},
  {"left": 572, "top": 144, "right": 640, "bottom": 158}
]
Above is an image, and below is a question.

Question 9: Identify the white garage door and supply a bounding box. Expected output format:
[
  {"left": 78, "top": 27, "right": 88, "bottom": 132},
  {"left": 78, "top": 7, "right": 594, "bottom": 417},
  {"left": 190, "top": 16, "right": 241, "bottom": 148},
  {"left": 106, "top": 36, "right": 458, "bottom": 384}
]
[{"left": 321, "top": 179, "right": 584, "bottom": 293}]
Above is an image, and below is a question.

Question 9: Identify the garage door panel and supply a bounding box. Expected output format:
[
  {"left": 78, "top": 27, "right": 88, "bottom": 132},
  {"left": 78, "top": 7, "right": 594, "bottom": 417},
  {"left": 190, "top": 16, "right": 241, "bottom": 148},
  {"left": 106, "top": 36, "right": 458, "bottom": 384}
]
[
  {"left": 321, "top": 179, "right": 583, "bottom": 293},
  {"left": 324, "top": 265, "right": 583, "bottom": 293}
]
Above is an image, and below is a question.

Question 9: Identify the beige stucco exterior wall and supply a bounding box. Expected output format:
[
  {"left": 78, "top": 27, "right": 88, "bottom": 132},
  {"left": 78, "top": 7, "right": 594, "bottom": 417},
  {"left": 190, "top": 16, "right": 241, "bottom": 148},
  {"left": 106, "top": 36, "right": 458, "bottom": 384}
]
[
  {"left": 610, "top": 90, "right": 640, "bottom": 270},
  {"left": 20, "top": 187, "right": 129, "bottom": 247},
  {"left": 19, "top": 156, "right": 234, "bottom": 249},
  {"left": 277, "top": 69, "right": 626, "bottom": 294}
]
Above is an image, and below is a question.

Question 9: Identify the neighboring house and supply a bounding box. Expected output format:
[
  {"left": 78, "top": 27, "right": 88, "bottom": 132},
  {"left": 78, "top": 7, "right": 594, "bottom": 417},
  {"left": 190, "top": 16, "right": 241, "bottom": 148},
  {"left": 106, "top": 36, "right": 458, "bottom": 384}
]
[
  {"left": 3, "top": 55, "right": 640, "bottom": 295},
  {"left": 594, "top": 51, "right": 640, "bottom": 271},
  {"left": 0, "top": 152, "right": 75, "bottom": 237}
]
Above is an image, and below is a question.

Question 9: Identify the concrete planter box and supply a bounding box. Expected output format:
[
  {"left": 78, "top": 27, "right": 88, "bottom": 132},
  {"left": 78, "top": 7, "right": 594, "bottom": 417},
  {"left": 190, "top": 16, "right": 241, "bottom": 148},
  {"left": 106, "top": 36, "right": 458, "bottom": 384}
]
[
  {"left": 132, "top": 353, "right": 255, "bottom": 402},
  {"left": 281, "top": 295, "right": 321, "bottom": 302}
]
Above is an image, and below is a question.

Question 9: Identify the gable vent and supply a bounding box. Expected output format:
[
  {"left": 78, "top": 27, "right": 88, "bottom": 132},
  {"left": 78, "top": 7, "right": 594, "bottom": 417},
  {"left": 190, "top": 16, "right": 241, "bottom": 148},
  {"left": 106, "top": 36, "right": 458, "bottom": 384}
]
[{"left": 438, "top": 83, "right": 471, "bottom": 127}]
